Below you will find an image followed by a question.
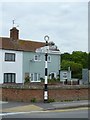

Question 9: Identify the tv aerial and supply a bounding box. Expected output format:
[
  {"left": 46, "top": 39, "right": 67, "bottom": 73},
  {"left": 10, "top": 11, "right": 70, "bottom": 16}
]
[{"left": 12, "top": 19, "right": 19, "bottom": 28}]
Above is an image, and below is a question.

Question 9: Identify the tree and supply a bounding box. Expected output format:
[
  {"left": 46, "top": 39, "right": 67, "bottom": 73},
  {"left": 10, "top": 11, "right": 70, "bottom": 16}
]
[
  {"left": 61, "top": 51, "right": 88, "bottom": 79},
  {"left": 71, "top": 51, "right": 88, "bottom": 68},
  {"left": 61, "top": 60, "right": 83, "bottom": 79},
  {"left": 61, "top": 53, "right": 72, "bottom": 62}
]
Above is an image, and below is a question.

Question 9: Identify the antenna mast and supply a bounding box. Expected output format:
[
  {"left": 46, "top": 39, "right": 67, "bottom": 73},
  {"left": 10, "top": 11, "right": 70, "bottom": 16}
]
[
  {"left": 12, "top": 19, "right": 19, "bottom": 28},
  {"left": 12, "top": 19, "right": 15, "bottom": 27}
]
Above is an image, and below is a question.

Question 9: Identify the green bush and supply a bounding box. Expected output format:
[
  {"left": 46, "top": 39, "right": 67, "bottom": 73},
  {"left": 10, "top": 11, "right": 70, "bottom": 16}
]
[
  {"left": 40, "top": 78, "right": 45, "bottom": 83},
  {"left": 48, "top": 78, "right": 60, "bottom": 84},
  {"left": 24, "top": 76, "right": 30, "bottom": 84},
  {"left": 31, "top": 98, "right": 37, "bottom": 102},
  {"left": 48, "top": 98, "right": 55, "bottom": 103},
  {"left": 40, "top": 76, "right": 60, "bottom": 84}
]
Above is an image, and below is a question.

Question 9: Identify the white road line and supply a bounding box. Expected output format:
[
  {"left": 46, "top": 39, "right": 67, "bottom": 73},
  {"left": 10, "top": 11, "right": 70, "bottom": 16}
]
[
  {"left": 0, "top": 111, "right": 45, "bottom": 116},
  {"left": 0, "top": 101, "right": 8, "bottom": 104}
]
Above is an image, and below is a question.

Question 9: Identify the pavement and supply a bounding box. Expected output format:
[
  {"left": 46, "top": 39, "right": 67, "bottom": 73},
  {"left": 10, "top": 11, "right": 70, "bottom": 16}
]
[
  {"left": 35, "top": 100, "right": 89, "bottom": 110},
  {"left": 0, "top": 100, "right": 89, "bottom": 113}
]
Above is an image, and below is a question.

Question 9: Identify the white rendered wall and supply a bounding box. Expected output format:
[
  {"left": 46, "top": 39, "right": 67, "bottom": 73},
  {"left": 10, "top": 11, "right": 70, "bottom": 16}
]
[{"left": 1, "top": 49, "right": 23, "bottom": 84}]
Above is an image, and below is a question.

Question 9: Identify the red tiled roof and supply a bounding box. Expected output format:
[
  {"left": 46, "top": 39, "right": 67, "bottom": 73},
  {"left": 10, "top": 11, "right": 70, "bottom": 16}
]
[{"left": 0, "top": 37, "right": 45, "bottom": 52}]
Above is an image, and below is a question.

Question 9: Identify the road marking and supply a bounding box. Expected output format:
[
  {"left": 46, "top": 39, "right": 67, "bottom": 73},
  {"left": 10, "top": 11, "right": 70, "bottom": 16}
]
[
  {"left": 0, "top": 111, "right": 45, "bottom": 116},
  {"left": 0, "top": 101, "right": 8, "bottom": 104}
]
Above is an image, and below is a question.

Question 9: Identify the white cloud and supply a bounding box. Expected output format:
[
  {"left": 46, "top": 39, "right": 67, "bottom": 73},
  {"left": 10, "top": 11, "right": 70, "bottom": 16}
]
[{"left": 1, "top": 2, "right": 88, "bottom": 53}]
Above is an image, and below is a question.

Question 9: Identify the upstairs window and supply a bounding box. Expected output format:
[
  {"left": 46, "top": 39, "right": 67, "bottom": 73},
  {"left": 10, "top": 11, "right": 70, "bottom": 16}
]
[
  {"left": 34, "top": 55, "right": 38, "bottom": 61},
  {"left": 34, "top": 55, "right": 41, "bottom": 61},
  {"left": 44, "top": 55, "right": 51, "bottom": 62},
  {"left": 48, "top": 55, "right": 51, "bottom": 62},
  {"left": 5, "top": 53, "right": 15, "bottom": 62}
]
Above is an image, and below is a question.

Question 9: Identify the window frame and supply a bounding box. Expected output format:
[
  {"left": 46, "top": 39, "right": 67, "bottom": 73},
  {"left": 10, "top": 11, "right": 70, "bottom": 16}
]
[
  {"left": 34, "top": 55, "right": 41, "bottom": 61},
  {"left": 30, "top": 73, "right": 34, "bottom": 81},
  {"left": 34, "top": 55, "right": 38, "bottom": 61},
  {"left": 5, "top": 53, "right": 15, "bottom": 62},
  {"left": 34, "top": 73, "right": 38, "bottom": 81},
  {"left": 44, "top": 55, "right": 51, "bottom": 62},
  {"left": 48, "top": 55, "right": 51, "bottom": 62},
  {"left": 4, "top": 73, "right": 16, "bottom": 83},
  {"left": 30, "top": 73, "right": 41, "bottom": 82}
]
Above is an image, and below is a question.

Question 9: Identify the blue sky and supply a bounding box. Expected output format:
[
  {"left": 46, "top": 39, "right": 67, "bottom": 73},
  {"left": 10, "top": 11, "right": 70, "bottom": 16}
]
[{"left": 1, "top": 1, "right": 88, "bottom": 53}]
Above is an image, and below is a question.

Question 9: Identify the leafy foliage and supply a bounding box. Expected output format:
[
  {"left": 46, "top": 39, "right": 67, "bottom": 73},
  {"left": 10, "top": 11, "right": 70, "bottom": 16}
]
[
  {"left": 31, "top": 98, "right": 37, "bottom": 102},
  {"left": 24, "top": 76, "right": 30, "bottom": 84},
  {"left": 48, "top": 98, "right": 55, "bottom": 103},
  {"left": 61, "top": 51, "right": 88, "bottom": 79}
]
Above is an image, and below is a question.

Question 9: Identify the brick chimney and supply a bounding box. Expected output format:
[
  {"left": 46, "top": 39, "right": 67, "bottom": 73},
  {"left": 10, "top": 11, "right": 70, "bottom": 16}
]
[{"left": 10, "top": 27, "right": 19, "bottom": 40}]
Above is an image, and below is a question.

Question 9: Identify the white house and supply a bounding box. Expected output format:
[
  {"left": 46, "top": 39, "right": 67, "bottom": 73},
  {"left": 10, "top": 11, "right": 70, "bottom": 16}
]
[{"left": 0, "top": 27, "right": 60, "bottom": 84}]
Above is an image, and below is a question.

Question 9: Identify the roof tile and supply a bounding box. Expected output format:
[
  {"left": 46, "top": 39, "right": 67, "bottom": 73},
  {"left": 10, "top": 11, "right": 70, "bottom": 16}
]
[{"left": 0, "top": 37, "right": 45, "bottom": 52}]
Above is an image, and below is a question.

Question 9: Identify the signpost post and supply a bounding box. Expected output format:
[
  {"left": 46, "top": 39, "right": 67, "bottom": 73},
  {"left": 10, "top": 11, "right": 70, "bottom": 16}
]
[{"left": 44, "top": 35, "right": 49, "bottom": 103}]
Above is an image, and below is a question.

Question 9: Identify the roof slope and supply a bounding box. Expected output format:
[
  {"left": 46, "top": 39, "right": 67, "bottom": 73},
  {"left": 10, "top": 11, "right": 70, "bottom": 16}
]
[{"left": 0, "top": 37, "right": 45, "bottom": 52}]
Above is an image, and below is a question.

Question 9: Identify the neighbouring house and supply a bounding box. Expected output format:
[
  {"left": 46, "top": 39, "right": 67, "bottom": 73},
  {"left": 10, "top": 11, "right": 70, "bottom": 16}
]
[{"left": 0, "top": 27, "right": 60, "bottom": 84}]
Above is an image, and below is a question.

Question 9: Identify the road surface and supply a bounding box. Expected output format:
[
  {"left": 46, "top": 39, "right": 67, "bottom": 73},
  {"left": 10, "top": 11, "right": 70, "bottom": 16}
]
[
  {"left": 1, "top": 107, "right": 88, "bottom": 118},
  {"left": 0, "top": 100, "right": 89, "bottom": 119}
]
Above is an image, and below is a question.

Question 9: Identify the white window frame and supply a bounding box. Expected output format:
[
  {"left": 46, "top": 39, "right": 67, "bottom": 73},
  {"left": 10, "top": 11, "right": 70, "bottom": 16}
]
[
  {"left": 34, "top": 73, "right": 38, "bottom": 81},
  {"left": 30, "top": 73, "right": 41, "bottom": 82},
  {"left": 34, "top": 55, "right": 38, "bottom": 61},
  {"left": 34, "top": 55, "right": 41, "bottom": 61},
  {"left": 48, "top": 55, "right": 51, "bottom": 62},
  {"left": 30, "top": 73, "right": 34, "bottom": 82},
  {"left": 44, "top": 55, "right": 51, "bottom": 62}
]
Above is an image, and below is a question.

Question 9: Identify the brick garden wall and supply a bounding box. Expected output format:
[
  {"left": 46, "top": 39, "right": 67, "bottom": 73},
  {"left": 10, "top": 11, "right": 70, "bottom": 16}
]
[
  {"left": 0, "top": 85, "right": 88, "bottom": 102},
  {"left": 48, "top": 88, "right": 88, "bottom": 101}
]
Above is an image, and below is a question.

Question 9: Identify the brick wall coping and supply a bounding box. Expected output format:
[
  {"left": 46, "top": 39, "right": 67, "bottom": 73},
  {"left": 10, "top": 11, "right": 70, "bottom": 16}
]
[{"left": 0, "top": 84, "right": 89, "bottom": 90}]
